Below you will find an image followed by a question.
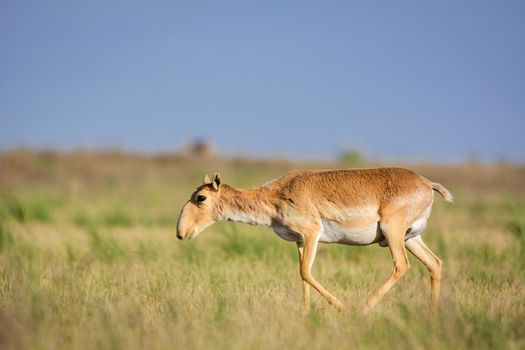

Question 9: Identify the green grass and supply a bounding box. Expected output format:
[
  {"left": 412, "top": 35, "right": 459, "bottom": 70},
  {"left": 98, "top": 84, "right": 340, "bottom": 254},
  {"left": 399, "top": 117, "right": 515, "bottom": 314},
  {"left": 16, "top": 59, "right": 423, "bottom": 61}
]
[
  {"left": 1, "top": 194, "right": 58, "bottom": 223},
  {"left": 0, "top": 151, "right": 524, "bottom": 349}
]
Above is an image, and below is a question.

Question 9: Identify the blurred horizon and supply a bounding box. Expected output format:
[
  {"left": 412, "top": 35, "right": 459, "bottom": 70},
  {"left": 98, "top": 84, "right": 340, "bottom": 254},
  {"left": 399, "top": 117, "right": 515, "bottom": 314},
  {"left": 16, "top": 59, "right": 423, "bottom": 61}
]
[{"left": 1, "top": 1, "right": 524, "bottom": 163}]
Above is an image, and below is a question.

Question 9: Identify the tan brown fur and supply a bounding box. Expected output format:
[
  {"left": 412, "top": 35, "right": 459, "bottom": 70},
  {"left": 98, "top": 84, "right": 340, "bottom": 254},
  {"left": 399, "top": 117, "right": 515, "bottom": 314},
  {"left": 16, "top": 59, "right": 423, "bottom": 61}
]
[{"left": 177, "top": 168, "right": 452, "bottom": 315}]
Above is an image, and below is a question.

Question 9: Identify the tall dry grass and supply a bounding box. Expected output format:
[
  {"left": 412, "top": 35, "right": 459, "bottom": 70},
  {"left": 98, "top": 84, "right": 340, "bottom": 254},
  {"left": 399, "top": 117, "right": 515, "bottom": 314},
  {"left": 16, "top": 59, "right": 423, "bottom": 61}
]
[{"left": 0, "top": 151, "right": 524, "bottom": 349}]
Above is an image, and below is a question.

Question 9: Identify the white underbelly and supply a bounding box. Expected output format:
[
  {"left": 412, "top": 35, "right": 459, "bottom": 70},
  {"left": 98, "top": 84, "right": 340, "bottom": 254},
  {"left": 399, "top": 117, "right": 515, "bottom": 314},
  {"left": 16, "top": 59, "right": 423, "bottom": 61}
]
[
  {"left": 271, "top": 208, "right": 430, "bottom": 246},
  {"left": 320, "top": 219, "right": 383, "bottom": 246}
]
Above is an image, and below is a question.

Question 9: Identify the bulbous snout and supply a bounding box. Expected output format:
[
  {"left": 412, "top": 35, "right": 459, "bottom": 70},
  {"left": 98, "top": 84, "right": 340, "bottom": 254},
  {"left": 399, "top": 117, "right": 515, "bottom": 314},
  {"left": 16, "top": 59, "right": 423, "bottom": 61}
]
[
  {"left": 176, "top": 226, "right": 195, "bottom": 240},
  {"left": 176, "top": 217, "right": 190, "bottom": 240},
  {"left": 176, "top": 202, "right": 189, "bottom": 240},
  {"left": 176, "top": 199, "right": 215, "bottom": 241},
  {"left": 176, "top": 203, "right": 196, "bottom": 240}
]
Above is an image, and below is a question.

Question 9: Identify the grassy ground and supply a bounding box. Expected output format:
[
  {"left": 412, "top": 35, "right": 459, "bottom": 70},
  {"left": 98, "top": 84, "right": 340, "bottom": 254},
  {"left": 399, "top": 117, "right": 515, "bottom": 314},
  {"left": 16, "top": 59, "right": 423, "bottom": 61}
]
[{"left": 0, "top": 150, "right": 524, "bottom": 349}]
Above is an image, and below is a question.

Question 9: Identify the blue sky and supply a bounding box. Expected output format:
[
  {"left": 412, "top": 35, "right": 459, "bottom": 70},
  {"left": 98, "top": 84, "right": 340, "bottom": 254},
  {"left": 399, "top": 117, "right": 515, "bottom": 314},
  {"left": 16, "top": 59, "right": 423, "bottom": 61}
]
[{"left": 1, "top": 1, "right": 524, "bottom": 161}]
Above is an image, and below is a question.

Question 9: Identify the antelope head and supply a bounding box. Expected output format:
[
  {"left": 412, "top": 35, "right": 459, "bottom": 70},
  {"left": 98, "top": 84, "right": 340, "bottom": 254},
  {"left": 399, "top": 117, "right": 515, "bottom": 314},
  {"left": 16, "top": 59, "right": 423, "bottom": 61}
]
[{"left": 176, "top": 173, "right": 222, "bottom": 240}]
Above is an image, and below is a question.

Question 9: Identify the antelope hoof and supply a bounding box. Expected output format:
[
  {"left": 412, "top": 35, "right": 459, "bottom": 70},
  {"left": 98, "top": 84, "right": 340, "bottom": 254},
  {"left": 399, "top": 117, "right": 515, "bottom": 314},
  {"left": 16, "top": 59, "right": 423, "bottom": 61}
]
[
  {"left": 363, "top": 300, "right": 376, "bottom": 315},
  {"left": 363, "top": 305, "right": 372, "bottom": 315},
  {"left": 430, "top": 305, "right": 439, "bottom": 319},
  {"left": 331, "top": 299, "right": 344, "bottom": 310}
]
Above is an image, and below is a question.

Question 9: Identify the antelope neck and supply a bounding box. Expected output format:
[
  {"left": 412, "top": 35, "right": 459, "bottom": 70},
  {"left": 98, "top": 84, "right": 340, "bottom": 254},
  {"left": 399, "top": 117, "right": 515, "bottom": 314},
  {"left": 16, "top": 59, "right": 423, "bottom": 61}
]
[{"left": 218, "top": 185, "right": 276, "bottom": 227}]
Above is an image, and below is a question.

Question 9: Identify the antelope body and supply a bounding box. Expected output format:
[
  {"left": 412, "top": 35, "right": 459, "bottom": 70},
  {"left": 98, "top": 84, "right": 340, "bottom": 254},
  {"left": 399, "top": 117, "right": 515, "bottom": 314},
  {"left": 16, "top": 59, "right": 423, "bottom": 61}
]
[{"left": 177, "top": 168, "right": 453, "bottom": 314}]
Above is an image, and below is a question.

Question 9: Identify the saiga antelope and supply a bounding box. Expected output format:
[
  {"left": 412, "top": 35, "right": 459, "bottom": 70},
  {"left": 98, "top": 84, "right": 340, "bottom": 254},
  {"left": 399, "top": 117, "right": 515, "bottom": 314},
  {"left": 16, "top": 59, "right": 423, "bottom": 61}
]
[{"left": 176, "top": 168, "right": 453, "bottom": 314}]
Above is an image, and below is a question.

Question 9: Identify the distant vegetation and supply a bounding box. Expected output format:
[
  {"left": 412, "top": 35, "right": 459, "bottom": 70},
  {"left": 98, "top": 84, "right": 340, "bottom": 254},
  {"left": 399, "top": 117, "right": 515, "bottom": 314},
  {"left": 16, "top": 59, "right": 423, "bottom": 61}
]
[
  {"left": 338, "top": 149, "right": 366, "bottom": 166},
  {"left": 0, "top": 150, "right": 524, "bottom": 349}
]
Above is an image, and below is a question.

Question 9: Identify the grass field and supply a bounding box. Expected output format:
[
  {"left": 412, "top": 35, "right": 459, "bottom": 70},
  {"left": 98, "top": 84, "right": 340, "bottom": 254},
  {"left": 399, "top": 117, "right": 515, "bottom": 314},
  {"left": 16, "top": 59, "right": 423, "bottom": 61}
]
[{"left": 1, "top": 150, "right": 524, "bottom": 349}]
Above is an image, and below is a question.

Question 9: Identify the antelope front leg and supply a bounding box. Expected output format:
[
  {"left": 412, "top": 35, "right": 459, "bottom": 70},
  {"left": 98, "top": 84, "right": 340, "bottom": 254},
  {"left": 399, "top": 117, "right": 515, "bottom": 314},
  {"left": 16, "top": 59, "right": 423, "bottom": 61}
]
[
  {"left": 296, "top": 242, "right": 311, "bottom": 314},
  {"left": 299, "top": 233, "right": 344, "bottom": 310}
]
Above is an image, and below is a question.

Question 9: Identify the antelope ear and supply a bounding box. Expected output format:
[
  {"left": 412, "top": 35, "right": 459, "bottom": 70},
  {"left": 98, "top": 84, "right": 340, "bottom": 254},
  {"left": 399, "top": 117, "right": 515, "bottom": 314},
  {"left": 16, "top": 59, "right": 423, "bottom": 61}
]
[
  {"left": 203, "top": 174, "right": 212, "bottom": 185},
  {"left": 211, "top": 173, "right": 221, "bottom": 190}
]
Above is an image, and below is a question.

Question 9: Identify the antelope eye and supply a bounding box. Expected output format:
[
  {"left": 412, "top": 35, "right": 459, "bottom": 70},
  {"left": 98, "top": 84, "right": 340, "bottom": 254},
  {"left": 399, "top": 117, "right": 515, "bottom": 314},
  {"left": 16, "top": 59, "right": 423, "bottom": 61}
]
[{"left": 196, "top": 195, "right": 207, "bottom": 203}]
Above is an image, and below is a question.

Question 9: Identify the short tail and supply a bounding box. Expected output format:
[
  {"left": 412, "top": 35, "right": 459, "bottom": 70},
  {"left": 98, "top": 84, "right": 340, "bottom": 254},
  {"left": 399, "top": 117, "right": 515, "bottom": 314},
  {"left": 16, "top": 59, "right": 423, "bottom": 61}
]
[{"left": 431, "top": 182, "right": 454, "bottom": 203}]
